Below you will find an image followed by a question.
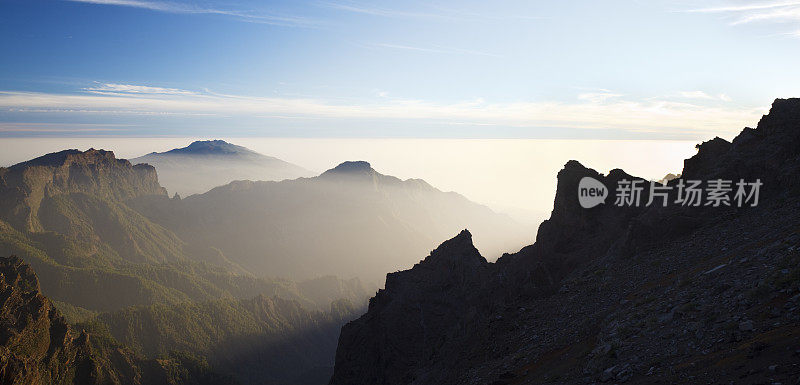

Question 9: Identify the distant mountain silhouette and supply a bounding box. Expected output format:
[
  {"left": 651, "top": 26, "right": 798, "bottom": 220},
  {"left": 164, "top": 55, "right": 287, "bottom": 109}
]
[
  {"left": 131, "top": 160, "right": 534, "bottom": 284},
  {"left": 131, "top": 140, "right": 314, "bottom": 196},
  {"left": 155, "top": 140, "right": 255, "bottom": 156}
]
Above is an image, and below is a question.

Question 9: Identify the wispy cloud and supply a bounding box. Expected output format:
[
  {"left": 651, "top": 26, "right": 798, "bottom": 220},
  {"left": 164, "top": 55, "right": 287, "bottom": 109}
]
[
  {"left": 321, "top": 1, "right": 452, "bottom": 20},
  {"left": 676, "top": 91, "right": 733, "bottom": 102},
  {"left": 0, "top": 84, "right": 766, "bottom": 138},
  {"left": 678, "top": 90, "right": 714, "bottom": 99},
  {"left": 64, "top": 0, "right": 319, "bottom": 27},
  {"left": 688, "top": 1, "right": 800, "bottom": 13},
  {"left": 577, "top": 91, "right": 623, "bottom": 103},
  {"left": 686, "top": 1, "right": 800, "bottom": 36},
  {"left": 368, "top": 43, "right": 502, "bottom": 58},
  {"left": 322, "top": 1, "right": 540, "bottom": 23},
  {"left": 84, "top": 82, "right": 199, "bottom": 96}
]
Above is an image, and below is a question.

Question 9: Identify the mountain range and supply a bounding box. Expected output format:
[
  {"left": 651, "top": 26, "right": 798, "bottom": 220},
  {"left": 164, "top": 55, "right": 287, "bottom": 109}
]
[
  {"left": 0, "top": 147, "right": 370, "bottom": 384},
  {"left": 131, "top": 140, "right": 314, "bottom": 197},
  {"left": 4, "top": 100, "right": 800, "bottom": 384},
  {"left": 0, "top": 140, "right": 531, "bottom": 383}
]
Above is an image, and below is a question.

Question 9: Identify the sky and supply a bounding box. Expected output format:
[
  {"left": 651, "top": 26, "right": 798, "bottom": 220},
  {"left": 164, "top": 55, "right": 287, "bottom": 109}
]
[{"left": 2, "top": 0, "right": 800, "bottom": 139}]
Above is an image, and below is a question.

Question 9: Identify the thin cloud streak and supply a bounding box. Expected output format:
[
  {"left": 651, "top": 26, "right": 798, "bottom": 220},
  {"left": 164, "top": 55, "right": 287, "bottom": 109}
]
[
  {"left": 686, "top": 1, "right": 800, "bottom": 36},
  {"left": 63, "top": 0, "right": 320, "bottom": 27},
  {"left": 84, "top": 83, "right": 199, "bottom": 96},
  {"left": 0, "top": 122, "right": 135, "bottom": 133},
  {"left": 369, "top": 43, "right": 502, "bottom": 58},
  {"left": 321, "top": 1, "right": 453, "bottom": 20},
  {"left": 0, "top": 87, "right": 766, "bottom": 138},
  {"left": 322, "top": 1, "right": 539, "bottom": 23},
  {"left": 688, "top": 1, "right": 800, "bottom": 12}
]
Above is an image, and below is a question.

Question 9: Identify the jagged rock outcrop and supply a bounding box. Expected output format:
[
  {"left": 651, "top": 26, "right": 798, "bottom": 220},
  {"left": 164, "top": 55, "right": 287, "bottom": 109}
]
[
  {"left": 333, "top": 230, "right": 490, "bottom": 384},
  {"left": 0, "top": 255, "right": 96, "bottom": 384},
  {"left": 330, "top": 98, "right": 800, "bottom": 384}
]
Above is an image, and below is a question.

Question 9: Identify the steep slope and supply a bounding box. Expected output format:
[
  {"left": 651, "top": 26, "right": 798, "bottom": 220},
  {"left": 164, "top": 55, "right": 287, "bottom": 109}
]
[
  {"left": 131, "top": 160, "right": 533, "bottom": 284},
  {"left": 131, "top": 140, "right": 314, "bottom": 197},
  {"left": 0, "top": 255, "right": 234, "bottom": 385},
  {"left": 330, "top": 98, "right": 800, "bottom": 384}
]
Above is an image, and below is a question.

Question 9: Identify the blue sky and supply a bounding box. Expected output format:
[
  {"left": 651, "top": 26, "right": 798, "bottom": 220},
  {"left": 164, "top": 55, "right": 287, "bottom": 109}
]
[{"left": 1, "top": 0, "right": 800, "bottom": 139}]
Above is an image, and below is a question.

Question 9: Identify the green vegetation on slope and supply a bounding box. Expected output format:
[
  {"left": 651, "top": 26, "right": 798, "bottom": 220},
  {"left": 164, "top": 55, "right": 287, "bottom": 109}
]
[{"left": 94, "top": 296, "right": 359, "bottom": 384}]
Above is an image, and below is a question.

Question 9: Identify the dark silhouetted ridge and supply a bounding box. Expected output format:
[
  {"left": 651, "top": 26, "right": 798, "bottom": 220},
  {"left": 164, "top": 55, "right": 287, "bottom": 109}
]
[{"left": 330, "top": 97, "right": 800, "bottom": 385}]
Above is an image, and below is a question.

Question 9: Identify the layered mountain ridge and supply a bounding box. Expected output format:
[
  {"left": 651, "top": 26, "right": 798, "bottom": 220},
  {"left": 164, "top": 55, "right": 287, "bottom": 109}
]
[
  {"left": 330, "top": 98, "right": 800, "bottom": 384},
  {"left": 130, "top": 159, "right": 532, "bottom": 283},
  {"left": 0, "top": 146, "right": 372, "bottom": 384}
]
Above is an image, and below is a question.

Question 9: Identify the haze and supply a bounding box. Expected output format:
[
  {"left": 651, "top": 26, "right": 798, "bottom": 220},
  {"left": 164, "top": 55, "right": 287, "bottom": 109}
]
[{"left": 0, "top": 137, "right": 697, "bottom": 222}]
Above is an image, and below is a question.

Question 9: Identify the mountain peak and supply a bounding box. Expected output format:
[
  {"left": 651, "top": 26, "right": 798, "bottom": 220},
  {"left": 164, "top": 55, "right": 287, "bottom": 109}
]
[
  {"left": 163, "top": 139, "right": 255, "bottom": 156},
  {"left": 332, "top": 161, "right": 373, "bottom": 172},
  {"left": 320, "top": 161, "right": 376, "bottom": 178},
  {"left": 420, "top": 229, "right": 486, "bottom": 269},
  {"left": 10, "top": 148, "right": 122, "bottom": 169}
]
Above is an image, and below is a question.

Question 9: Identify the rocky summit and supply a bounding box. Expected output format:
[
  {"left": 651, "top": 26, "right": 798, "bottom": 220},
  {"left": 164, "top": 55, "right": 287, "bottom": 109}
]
[
  {"left": 330, "top": 99, "right": 800, "bottom": 384},
  {"left": 0, "top": 148, "right": 165, "bottom": 232}
]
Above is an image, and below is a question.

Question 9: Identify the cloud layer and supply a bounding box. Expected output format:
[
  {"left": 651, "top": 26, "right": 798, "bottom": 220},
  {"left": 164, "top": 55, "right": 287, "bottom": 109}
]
[{"left": 0, "top": 83, "right": 767, "bottom": 139}]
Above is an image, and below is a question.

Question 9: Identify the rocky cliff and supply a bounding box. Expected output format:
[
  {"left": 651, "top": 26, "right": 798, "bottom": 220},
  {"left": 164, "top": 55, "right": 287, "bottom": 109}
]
[
  {"left": 0, "top": 255, "right": 98, "bottom": 384},
  {"left": 330, "top": 98, "right": 800, "bottom": 384},
  {"left": 0, "top": 149, "right": 166, "bottom": 233}
]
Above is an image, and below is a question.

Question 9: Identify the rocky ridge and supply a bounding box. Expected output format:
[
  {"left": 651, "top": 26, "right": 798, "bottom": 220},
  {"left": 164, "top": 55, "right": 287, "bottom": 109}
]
[
  {"left": 0, "top": 149, "right": 165, "bottom": 233},
  {"left": 330, "top": 98, "right": 800, "bottom": 384}
]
